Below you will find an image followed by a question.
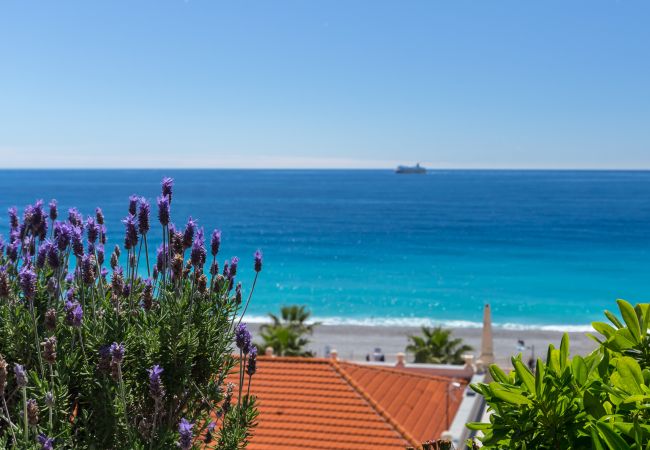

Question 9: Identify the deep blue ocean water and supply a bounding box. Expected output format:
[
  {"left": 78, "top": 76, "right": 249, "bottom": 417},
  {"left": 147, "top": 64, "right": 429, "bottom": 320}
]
[{"left": 1, "top": 170, "right": 648, "bottom": 329}]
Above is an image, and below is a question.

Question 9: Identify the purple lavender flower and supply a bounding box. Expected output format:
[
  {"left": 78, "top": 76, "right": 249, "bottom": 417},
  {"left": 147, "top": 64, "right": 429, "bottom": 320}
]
[
  {"left": 54, "top": 222, "right": 72, "bottom": 251},
  {"left": 183, "top": 217, "right": 196, "bottom": 249},
  {"left": 138, "top": 198, "right": 150, "bottom": 235},
  {"left": 204, "top": 421, "right": 216, "bottom": 444},
  {"left": 64, "top": 300, "right": 83, "bottom": 327},
  {"left": 9, "top": 227, "right": 20, "bottom": 244},
  {"left": 178, "top": 418, "right": 193, "bottom": 450},
  {"left": 95, "top": 207, "right": 105, "bottom": 225},
  {"left": 210, "top": 229, "right": 221, "bottom": 256},
  {"left": 48, "top": 199, "right": 58, "bottom": 222},
  {"left": 22, "top": 235, "right": 35, "bottom": 259},
  {"left": 47, "top": 242, "right": 60, "bottom": 269},
  {"left": 86, "top": 217, "right": 99, "bottom": 244},
  {"left": 156, "top": 244, "right": 166, "bottom": 272},
  {"left": 161, "top": 177, "right": 174, "bottom": 203},
  {"left": 96, "top": 244, "right": 105, "bottom": 265},
  {"left": 0, "top": 236, "right": 4, "bottom": 255},
  {"left": 122, "top": 214, "right": 138, "bottom": 250},
  {"left": 101, "top": 267, "right": 108, "bottom": 279},
  {"left": 71, "top": 226, "right": 84, "bottom": 257},
  {"left": 230, "top": 256, "right": 239, "bottom": 277},
  {"left": 36, "top": 242, "right": 48, "bottom": 269},
  {"left": 128, "top": 194, "right": 139, "bottom": 215},
  {"left": 19, "top": 264, "right": 37, "bottom": 302},
  {"left": 110, "top": 342, "right": 124, "bottom": 365},
  {"left": 210, "top": 260, "right": 219, "bottom": 276},
  {"left": 190, "top": 228, "right": 206, "bottom": 268},
  {"left": 68, "top": 208, "right": 82, "bottom": 227},
  {"left": 235, "top": 323, "right": 252, "bottom": 355},
  {"left": 14, "top": 363, "right": 27, "bottom": 388},
  {"left": 254, "top": 250, "right": 263, "bottom": 273},
  {"left": 148, "top": 364, "right": 165, "bottom": 400},
  {"left": 157, "top": 195, "right": 170, "bottom": 226},
  {"left": 247, "top": 346, "right": 257, "bottom": 376},
  {"left": 235, "top": 282, "right": 242, "bottom": 305},
  {"left": 81, "top": 254, "right": 95, "bottom": 285},
  {"left": 38, "top": 433, "right": 54, "bottom": 450},
  {"left": 8, "top": 206, "right": 19, "bottom": 230},
  {"left": 6, "top": 242, "right": 18, "bottom": 262}
]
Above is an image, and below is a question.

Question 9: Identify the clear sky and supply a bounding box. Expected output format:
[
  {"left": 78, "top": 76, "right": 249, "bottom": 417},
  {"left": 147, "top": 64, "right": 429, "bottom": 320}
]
[{"left": 1, "top": 1, "right": 649, "bottom": 169}]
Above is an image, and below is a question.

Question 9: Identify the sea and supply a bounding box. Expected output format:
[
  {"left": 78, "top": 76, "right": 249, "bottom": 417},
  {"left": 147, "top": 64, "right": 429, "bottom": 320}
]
[{"left": 1, "top": 169, "right": 648, "bottom": 331}]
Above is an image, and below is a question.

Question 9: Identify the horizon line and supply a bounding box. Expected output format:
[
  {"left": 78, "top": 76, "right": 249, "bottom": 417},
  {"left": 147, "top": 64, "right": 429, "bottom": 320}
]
[{"left": 1, "top": 167, "right": 650, "bottom": 171}]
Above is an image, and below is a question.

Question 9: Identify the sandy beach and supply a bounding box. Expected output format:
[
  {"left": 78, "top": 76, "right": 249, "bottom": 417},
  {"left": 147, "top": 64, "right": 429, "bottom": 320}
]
[{"left": 248, "top": 323, "right": 599, "bottom": 368}]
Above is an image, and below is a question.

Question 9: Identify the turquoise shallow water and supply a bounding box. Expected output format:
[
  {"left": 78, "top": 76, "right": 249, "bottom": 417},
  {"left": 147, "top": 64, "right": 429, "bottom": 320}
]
[{"left": 0, "top": 169, "right": 648, "bottom": 329}]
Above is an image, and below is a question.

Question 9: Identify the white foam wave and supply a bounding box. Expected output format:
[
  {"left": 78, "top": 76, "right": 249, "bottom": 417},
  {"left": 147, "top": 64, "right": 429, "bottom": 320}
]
[{"left": 241, "top": 315, "right": 593, "bottom": 332}]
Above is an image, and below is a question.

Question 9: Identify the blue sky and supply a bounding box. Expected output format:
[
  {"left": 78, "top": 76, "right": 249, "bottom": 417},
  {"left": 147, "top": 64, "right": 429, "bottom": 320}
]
[{"left": 0, "top": 1, "right": 648, "bottom": 169}]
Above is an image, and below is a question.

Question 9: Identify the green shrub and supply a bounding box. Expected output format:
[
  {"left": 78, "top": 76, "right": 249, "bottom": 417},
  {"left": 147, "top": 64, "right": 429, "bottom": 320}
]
[
  {"left": 0, "top": 179, "right": 260, "bottom": 449},
  {"left": 468, "top": 299, "right": 650, "bottom": 449}
]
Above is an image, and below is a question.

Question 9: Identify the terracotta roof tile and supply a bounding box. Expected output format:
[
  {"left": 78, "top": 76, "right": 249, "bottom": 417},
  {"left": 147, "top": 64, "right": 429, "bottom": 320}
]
[
  {"left": 222, "top": 357, "right": 466, "bottom": 449},
  {"left": 339, "top": 362, "right": 467, "bottom": 442}
]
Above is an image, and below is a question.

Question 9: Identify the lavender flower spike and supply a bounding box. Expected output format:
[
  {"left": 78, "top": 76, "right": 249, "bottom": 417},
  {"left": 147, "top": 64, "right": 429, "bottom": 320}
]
[
  {"left": 178, "top": 418, "right": 193, "bottom": 450},
  {"left": 138, "top": 197, "right": 150, "bottom": 235},
  {"left": 235, "top": 323, "right": 252, "bottom": 355},
  {"left": 254, "top": 249, "right": 263, "bottom": 273},
  {"left": 110, "top": 342, "right": 125, "bottom": 365},
  {"left": 190, "top": 228, "right": 206, "bottom": 268},
  {"left": 210, "top": 229, "right": 221, "bottom": 256},
  {"left": 64, "top": 300, "right": 83, "bottom": 327},
  {"left": 157, "top": 195, "right": 170, "bottom": 226},
  {"left": 230, "top": 256, "right": 239, "bottom": 277},
  {"left": 161, "top": 177, "right": 174, "bottom": 203},
  {"left": 122, "top": 214, "right": 138, "bottom": 250},
  {"left": 247, "top": 346, "right": 258, "bottom": 376},
  {"left": 71, "top": 226, "right": 84, "bottom": 257},
  {"left": 148, "top": 364, "right": 165, "bottom": 400},
  {"left": 48, "top": 199, "right": 57, "bottom": 221},
  {"left": 19, "top": 264, "right": 37, "bottom": 302},
  {"left": 128, "top": 194, "right": 139, "bottom": 215},
  {"left": 38, "top": 433, "right": 55, "bottom": 450},
  {"left": 183, "top": 216, "right": 197, "bottom": 249},
  {"left": 14, "top": 363, "right": 28, "bottom": 387}
]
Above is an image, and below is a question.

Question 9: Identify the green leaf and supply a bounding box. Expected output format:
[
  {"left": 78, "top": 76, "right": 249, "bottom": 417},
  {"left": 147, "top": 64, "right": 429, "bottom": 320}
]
[
  {"left": 466, "top": 422, "right": 491, "bottom": 431},
  {"left": 560, "top": 333, "right": 570, "bottom": 369},
  {"left": 605, "top": 309, "right": 624, "bottom": 328},
  {"left": 615, "top": 356, "right": 644, "bottom": 394},
  {"left": 592, "top": 321, "right": 617, "bottom": 339},
  {"left": 571, "top": 355, "right": 588, "bottom": 385},
  {"left": 584, "top": 390, "right": 606, "bottom": 418},
  {"left": 617, "top": 299, "right": 641, "bottom": 343},
  {"left": 534, "top": 358, "right": 545, "bottom": 396},
  {"left": 513, "top": 359, "right": 535, "bottom": 394},
  {"left": 489, "top": 365, "right": 509, "bottom": 384},
  {"left": 640, "top": 303, "right": 650, "bottom": 339},
  {"left": 595, "top": 422, "right": 632, "bottom": 450},
  {"left": 489, "top": 383, "right": 532, "bottom": 405},
  {"left": 591, "top": 426, "right": 606, "bottom": 450}
]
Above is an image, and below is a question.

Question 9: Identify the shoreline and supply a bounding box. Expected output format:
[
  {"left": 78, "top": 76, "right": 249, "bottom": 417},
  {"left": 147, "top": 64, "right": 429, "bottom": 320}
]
[{"left": 248, "top": 322, "right": 599, "bottom": 368}]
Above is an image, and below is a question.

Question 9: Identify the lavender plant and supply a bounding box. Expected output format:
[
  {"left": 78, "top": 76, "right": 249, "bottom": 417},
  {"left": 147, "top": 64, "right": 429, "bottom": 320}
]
[{"left": 0, "top": 178, "right": 260, "bottom": 449}]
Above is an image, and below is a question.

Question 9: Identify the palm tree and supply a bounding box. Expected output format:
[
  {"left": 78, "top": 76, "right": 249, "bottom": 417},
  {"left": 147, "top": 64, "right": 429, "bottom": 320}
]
[
  {"left": 258, "top": 305, "right": 320, "bottom": 357},
  {"left": 406, "top": 326, "right": 473, "bottom": 364}
]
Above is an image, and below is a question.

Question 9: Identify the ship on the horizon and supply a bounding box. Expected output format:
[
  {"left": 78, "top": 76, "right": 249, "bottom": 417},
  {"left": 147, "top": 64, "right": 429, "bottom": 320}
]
[{"left": 395, "top": 163, "right": 427, "bottom": 174}]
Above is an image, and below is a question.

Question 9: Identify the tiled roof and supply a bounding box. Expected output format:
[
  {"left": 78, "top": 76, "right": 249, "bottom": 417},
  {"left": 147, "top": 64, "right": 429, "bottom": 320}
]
[
  {"left": 224, "top": 357, "right": 467, "bottom": 449},
  {"left": 339, "top": 362, "right": 467, "bottom": 442}
]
